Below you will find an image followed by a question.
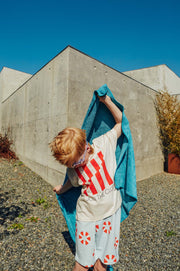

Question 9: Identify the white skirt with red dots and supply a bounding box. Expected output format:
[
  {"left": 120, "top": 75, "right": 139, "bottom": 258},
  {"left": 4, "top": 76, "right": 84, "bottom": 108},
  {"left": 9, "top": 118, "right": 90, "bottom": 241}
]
[{"left": 75, "top": 207, "right": 121, "bottom": 268}]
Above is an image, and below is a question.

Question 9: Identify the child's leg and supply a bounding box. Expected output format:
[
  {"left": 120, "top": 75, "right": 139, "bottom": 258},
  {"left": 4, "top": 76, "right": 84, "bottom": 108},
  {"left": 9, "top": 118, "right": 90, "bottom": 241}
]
[
  {"left": 75, "top": 220, "right": 96, "bottom": 268},
  {"left": 94, "top": 259, "right": 107, "bottom": 271},
  {"left": 73, "top": 261, "right": 89, "bottom": 271}
]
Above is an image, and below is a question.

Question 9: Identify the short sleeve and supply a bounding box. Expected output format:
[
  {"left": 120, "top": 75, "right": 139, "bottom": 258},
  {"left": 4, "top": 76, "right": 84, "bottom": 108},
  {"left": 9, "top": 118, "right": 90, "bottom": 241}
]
[
  {"left": 67, "top": 168, "right": 80, "bottom": 187},
  {"left": 93, "top": 128, "right": 118, "bottom": 153}
]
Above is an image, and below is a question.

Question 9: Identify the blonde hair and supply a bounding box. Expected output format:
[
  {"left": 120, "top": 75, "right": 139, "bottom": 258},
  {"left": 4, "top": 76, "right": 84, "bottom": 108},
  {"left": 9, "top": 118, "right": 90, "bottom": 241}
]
[{"left": 49, "top": 127, "right": 93, "bottom": 167}]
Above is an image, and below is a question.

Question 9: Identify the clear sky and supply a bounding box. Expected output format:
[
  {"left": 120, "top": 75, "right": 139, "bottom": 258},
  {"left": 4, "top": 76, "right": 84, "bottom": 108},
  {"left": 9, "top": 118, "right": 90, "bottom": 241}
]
[{"left": 0, "top": 0, "right": 180, "bottom": 76}]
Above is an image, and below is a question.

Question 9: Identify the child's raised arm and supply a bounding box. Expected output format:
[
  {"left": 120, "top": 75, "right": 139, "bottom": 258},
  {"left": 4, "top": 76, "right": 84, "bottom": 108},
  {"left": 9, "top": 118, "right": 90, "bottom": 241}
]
[{"left": 98, "top": 95, "right": 122, "bottom": 138}]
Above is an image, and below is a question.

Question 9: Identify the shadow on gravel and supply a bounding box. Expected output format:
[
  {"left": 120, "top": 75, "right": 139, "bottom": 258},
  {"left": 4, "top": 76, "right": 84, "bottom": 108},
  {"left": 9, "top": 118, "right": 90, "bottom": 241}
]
[
  {"left": 0, "top": 191, "right": 30, "bottom": 240},
  {"left": 62, "top": 231, "right": 75, "bottom": 255},
  {"left": 0, "top": 228, "right": 21, "bottom": 240},
  {"left": 0, "top": 191, "right": 9, "bottom": 204},
  {"left": 0, "top": 203, "right": 28, "bottom": 225}
]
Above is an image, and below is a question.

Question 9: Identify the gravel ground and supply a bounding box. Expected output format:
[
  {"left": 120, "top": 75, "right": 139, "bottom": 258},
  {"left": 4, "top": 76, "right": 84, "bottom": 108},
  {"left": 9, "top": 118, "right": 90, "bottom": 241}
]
[{"left": 0, "top": 158, "right": 179, "bottom": 271}]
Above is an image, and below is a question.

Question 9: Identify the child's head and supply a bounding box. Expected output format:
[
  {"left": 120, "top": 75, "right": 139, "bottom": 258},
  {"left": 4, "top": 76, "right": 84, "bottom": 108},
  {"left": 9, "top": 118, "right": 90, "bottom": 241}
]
[{"left": 49, "top": 127, "right": 93, "bottom": 168}]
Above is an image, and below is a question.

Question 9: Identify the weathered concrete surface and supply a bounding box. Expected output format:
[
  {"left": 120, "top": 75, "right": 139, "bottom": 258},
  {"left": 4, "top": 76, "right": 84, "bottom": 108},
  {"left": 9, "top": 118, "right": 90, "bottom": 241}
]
[
  {"left": 0, "top": 67, "right": 32, "bottom": 130},
  {"left": 0, "top": 46, "right": 164, "bottom": 186},
  {"left": 68, "top": 48, "right": 163, "bottom": 181},
  {"left": 0, "top": 67, "right": 32, "bottom": 101},
  {"left": 1, "top": 48, "right": 69, "bottom": 187},
  {"left": 123, "top": 64, "right": 180, "bottom": 95}
]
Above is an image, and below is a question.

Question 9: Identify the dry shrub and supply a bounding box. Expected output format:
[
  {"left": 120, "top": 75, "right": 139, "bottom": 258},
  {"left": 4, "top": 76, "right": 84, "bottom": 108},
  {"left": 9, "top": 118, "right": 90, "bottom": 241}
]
[
  {"left": 0, "top": 133, "right": 18, "bottom": 160},
  {"left": 155, "top": 91, "right": 180, "bottom": 156}
]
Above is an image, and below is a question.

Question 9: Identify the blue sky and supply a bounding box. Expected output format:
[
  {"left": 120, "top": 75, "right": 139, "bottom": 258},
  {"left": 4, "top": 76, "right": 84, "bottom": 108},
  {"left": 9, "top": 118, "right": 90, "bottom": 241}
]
[{"left": 0, "top": 0, "right": 180, "bottom": 76}]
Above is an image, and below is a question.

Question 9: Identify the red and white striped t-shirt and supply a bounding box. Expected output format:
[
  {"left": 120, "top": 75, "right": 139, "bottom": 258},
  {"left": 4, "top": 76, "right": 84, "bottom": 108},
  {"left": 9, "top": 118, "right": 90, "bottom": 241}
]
[{"left": 67, "top": 128, "right": 122, "bottom": 221}]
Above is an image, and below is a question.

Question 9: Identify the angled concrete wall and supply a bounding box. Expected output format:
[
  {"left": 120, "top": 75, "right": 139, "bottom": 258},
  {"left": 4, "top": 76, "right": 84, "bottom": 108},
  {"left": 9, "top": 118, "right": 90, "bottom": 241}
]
[
  {"left": 67, "top": 48, "right": 163, "bottom": 181},
  {"left": 0, "top": 67, "right": 32, "bottom": 130},
  {"left": 1, "top": 48, "right": 69, "bottom": 186},
  {"left": 123, "top": 64, "right": 180, "bottom": 95},
  {"left": 162, "top": 65, "right": 180, "bottom": 95},
  {"left": 0, "top": 46, "right": 164, "bottom": 186},
  {"left": 0, "top": 67, "right": 32, "bottom": 101}
]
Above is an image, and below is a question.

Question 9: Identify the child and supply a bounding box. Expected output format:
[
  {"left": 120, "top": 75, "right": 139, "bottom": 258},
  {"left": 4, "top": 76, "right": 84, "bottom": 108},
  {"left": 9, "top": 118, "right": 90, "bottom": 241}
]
[{"left": 50, "top": 95, "right": 123, "bottom": 271}]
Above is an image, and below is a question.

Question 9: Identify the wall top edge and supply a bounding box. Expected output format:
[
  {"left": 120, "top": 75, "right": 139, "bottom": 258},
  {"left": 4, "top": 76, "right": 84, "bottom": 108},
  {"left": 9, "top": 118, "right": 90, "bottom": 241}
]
[
  {"left": 1, "top": 44, "right": 160, "bottom": 103},
  {"left": 123, "top": 64, "right": 166, "bottom": 73},
  {"left": 0, "top": 66, "right": 32, "bottom": 76},
  {"left": 123, "top": 64, "right": 180, "bottom": 79},
  {"left": 67, "top": 46, "right": 159, "bottom": 94},
  {"left": 1, "top": 46, "right": 71, "bottom": 103}
]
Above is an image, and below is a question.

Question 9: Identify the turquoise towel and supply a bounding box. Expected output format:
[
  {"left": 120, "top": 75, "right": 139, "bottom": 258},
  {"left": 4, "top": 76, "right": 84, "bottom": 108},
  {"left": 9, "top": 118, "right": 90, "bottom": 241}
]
[{"left": 56, "top": 84, "right": 137, "bottom": 271}]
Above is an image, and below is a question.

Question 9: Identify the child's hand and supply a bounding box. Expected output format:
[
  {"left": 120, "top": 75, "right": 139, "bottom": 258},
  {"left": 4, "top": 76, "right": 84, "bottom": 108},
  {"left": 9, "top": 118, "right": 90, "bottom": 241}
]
[
  {"left": 53, "top": 184, "right": 63, "bottom": 194},
  {"left": 98, "top": 95, "right": 111, "bottom": 104}
]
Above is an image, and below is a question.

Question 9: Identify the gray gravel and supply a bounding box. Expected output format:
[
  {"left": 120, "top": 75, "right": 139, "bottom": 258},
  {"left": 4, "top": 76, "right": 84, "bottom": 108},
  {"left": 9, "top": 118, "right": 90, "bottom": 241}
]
[{"left": 0, "top": 158, "right": 179, "bottom": 271}]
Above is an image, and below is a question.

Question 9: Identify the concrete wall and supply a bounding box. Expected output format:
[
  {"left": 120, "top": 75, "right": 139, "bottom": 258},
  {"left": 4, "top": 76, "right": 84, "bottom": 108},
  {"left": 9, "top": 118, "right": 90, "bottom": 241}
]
[
  {"left": 123, "top": 64, "right": 180, "bottom": 95},
  {"left": 0, "top": 67, "right": 32, "bottom": 101},
  {"left": 175, "top": 94, "right": 180, "bottom": 101},
  {"left": 163, "top": 65, "right": 180, "bottom": 95},
  {"left": 0, "top": 46, "right": 164, "bottom": 186},
  {"left": 67, "top": 48, "right": 163, "bottom": 181},
  {"left": 1, "top": 48, "right": 69, "bottom": 187},
  {"left": 0, "top": 67, "right": 32, "bottom": 130}
]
